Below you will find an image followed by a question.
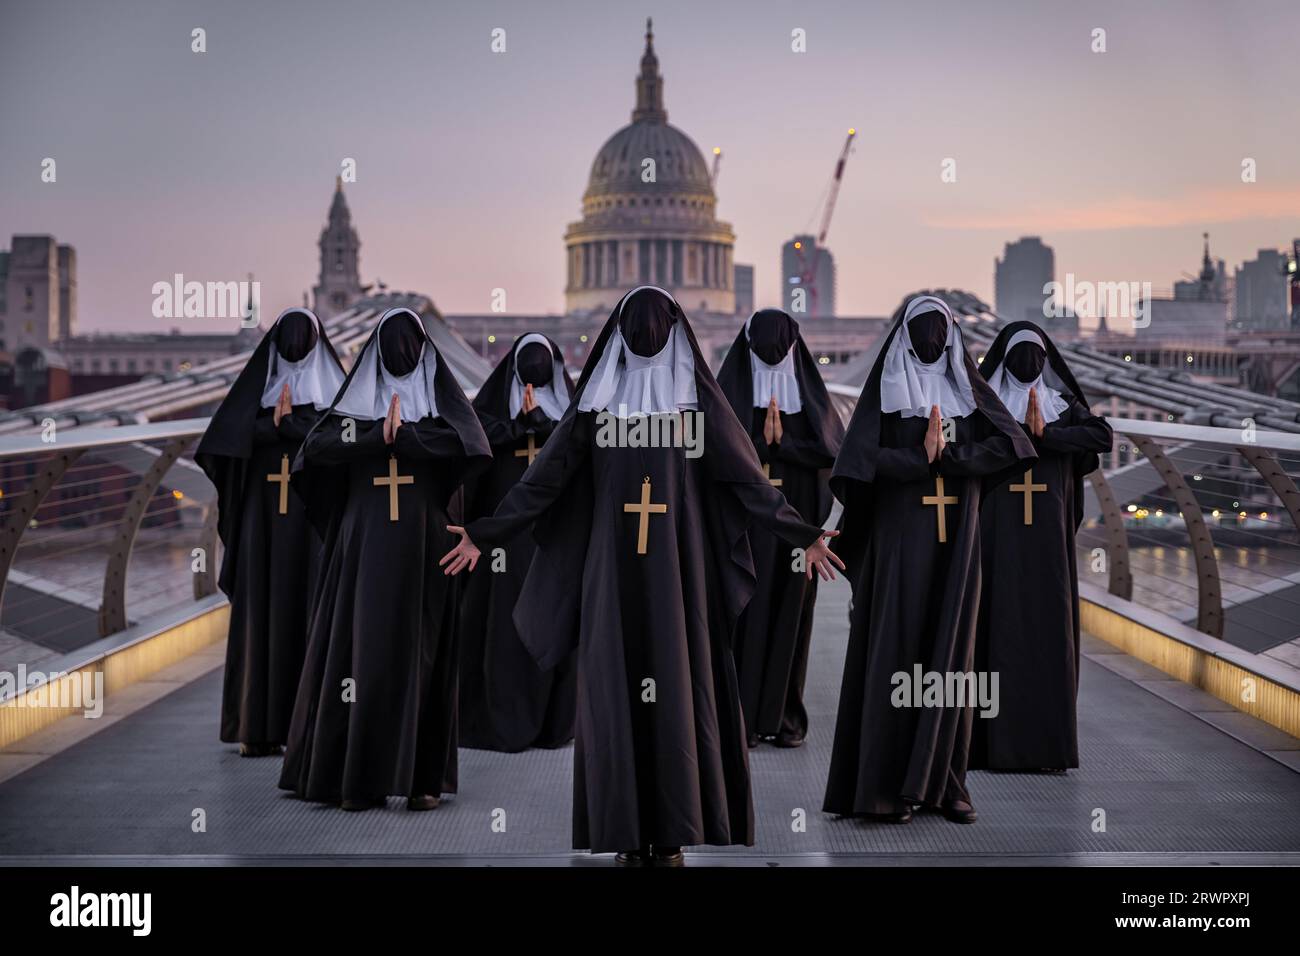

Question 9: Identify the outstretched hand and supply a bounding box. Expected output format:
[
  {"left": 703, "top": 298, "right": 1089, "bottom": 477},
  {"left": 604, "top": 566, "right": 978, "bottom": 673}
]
[
  {"left": 924, "top": 404, "right": 946, "bottom": 463},
  {"left": 440, "top": 525, "right": 480, "bottom": 575},
  {"left": 804, "top": 529, "right": 846, "bottom": 581}
]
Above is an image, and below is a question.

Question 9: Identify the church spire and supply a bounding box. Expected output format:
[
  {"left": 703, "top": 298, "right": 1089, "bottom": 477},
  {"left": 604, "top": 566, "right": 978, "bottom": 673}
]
[
  {"left": 1198, "top": 231, "right": 1216, "bottom": 298},
  {"left": 632, "top": 17, "right": 667, "bottom": 123},
  {"left": 329, "top": 175, "right": 351, "bottom": 226}
]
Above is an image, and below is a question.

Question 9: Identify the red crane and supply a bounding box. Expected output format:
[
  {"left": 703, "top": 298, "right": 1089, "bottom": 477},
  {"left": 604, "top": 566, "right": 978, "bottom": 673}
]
[{"left": 794, "top": 128, "right": 856, "bottom": 315}]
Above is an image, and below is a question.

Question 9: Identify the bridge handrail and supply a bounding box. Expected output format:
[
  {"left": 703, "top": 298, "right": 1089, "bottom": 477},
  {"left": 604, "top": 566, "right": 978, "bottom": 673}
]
[
  {"left": 0, "top": 418, "right": 210, "bottom": 460},
  {"left": 825, "top": 383, "right": 1300, "bottom": 453},
  {"left": 825, "top": 381, "right": 1300, "bottom": 646}
]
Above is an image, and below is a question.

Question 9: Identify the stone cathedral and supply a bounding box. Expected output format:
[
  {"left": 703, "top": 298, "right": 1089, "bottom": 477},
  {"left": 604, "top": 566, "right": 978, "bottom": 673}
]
[{"left": 564, "top": 19, "right": 736, "bottom": 317}]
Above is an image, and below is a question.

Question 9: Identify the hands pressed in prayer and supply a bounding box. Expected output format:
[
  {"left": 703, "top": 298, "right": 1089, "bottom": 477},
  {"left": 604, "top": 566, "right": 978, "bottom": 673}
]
[
  {"left": 273, "top": 383, "right": 292, "bottom": 427},
  {"left": 1026, "top": 388, "right": 1046, "bottom": 438},
  {"left": 924, "top": 404, "right": 946, "bottom": 463},
  {"left": 804, "top": 529, "right": 845, "bottom": 581},
  {"left": 382, "top": 395, "right": 402, "bottom": 445},
  {"left": 763, "top": 396, "right": 783, "bottom": 445},
  {"left": 522, "top": 383, "right": 538, "bottom": 414},
  {"left": 440, "top": 526, "right": 480, "bottom": 575}
]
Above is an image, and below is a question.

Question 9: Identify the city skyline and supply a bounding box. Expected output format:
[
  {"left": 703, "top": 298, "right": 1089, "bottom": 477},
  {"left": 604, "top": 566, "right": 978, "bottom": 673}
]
[{"left": 2, "top": 0, "right": 1298, "bottom": 332}]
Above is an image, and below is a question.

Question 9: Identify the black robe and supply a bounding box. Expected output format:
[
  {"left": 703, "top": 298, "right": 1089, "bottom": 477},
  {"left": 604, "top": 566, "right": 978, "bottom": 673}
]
[
  {"left": 212, "top": 406, "right": 320, "bottom": 745},
  {"left": 716, "top": 317, "right": 844, "bottom": 740},
  {"left": 195, "top": 316, "right": 342, "bottom": 747},
  {"left": 279, "top": 318, "right": 490, "bottom": 804},
  {"left": 823, "top": 306, "right": 1035, "bottom": 816},
  {"left": 466, "top": 298, "right": 824, "bottom": 853},
  {"left": 459, "top": 341, "right": 577, "bottom": 751},
  {"left": 971, "top": 323, "right": 1113, "bottom": 770}
]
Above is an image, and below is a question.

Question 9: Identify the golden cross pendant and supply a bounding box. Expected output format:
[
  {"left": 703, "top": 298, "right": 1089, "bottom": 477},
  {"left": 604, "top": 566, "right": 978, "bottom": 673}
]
[
  {"left": 373, "top": 455, "right": 414, "bottom": 522},
  {"left": 921, "top": 475, "right": 959, "bottom": 543},
  {"left": 1009, "top": 468, "right": 1047, "bottom": 525},
  {"left": 266, "top": 454, "right": 291, "bottom": 515},
  {"left": 762, "top": 463, "right": 783, "bottom": 487},
  {"left": 623, "top": 475, "right": 668, "bottom": 555},
  {"left": 514, "top": 433, "right": 539, "bottom": 466}
]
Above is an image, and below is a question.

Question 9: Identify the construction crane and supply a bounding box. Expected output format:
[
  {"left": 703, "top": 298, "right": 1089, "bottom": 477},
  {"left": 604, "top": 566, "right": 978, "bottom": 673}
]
[
  {"left": 710, "top": 146, "right": 722, "bottom": 188},
  {"left": 793, "top": 128, "right": 856, "bottom": 315}
]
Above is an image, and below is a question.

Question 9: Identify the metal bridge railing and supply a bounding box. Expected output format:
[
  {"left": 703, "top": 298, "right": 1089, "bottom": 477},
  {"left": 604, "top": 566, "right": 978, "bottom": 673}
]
[
  {"left": 3, "top": 393, "right": 1298, "bottom": 679},
  {"left": 0, "top": 419, "right": 215, "bottom": 665},
  {"left": 827, "top": 384, "right": 1300, "bottom": 651},
  {"left": 1085, "top": 418, "right": 1300, "bottom": 648}
]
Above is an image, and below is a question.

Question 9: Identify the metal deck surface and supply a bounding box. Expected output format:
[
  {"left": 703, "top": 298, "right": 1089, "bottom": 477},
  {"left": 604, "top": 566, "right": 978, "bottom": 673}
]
[{"left": 1, "top": 578, "right": 1298, "bottom": 864}]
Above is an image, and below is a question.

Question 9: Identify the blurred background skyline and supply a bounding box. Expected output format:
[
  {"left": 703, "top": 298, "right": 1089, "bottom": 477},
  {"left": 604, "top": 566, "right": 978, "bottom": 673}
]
[{"left": 2, "top": 0, "right": 1298, "bottom": 332}]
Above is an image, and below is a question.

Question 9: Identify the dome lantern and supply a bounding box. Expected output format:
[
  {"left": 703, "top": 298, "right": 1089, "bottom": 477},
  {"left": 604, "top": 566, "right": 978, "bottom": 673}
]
[{"left": 632, "top": 17, "right": 666, "bottom": 124}]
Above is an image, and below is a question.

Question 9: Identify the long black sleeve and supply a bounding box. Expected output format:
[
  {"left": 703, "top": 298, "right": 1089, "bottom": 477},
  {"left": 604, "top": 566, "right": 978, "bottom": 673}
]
[
  {"left": 252, "top": 409, "right": 279, "bottom": 446},
  {"left": 1038, "top": 401, "right": 1113, "bottom": 456},
  {"left": 771, "top": 431, "right": 836, "bottom": 470},
  {"left": 481, "top": 407, "right": 558, "bottom": 447},
  {"left": 466, "top": 417, "right": 590, "bottom": 548},
  {"left": 937, "top": 416, "right": 1018, "bottom": 478},
  {"left": 874, "top": 446, "right": 931, "bottom": 482},
  {"left": 301, "top": 415, "right": 388, "bottom": 465},
  {"left": 275, "top": 405, "right": 320, "bottom": 444},
  {"left": 728, "top": 477, "right": 825, "bottom": 548},
  {"left": 394, "top": 417, "right": 470, "bottom": 461}
]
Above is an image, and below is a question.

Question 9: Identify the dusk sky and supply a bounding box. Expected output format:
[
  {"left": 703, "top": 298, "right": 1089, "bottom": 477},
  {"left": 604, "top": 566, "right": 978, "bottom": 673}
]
[{"left": 2, "top": 0, "right": 1298, "bottom": 332}]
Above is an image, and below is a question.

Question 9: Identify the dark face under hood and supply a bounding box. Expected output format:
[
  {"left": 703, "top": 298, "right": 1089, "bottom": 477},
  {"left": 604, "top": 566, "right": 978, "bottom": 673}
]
[
  {"left": 907, "top": 309, "right": 948, "bottom": 364},
  {"left": 748, "top": 308, "right": 798, "bottom": 365},
  {"left": 379, "top": 313, "right": 425, "bottom": 376},
  {"left": 619, "top": 287, "right": 680, "bottom": 357}
]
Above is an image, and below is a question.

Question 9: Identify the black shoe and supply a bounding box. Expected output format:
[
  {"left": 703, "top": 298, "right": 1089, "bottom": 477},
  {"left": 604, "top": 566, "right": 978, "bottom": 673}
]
[
  {"left": 406, "top": 794, "right": 441, "bottom": 811},
  {"left": 239, "top": 743, "right": 267, "bottom": 757},
  {"left": 652, "top": 846, "right": 684, "bottom": 867},
  {"left": 615, "top": 848, "right": 651, "bottom": 867},
  {"left": 341, "top": 796, "right": 384, "bottom": 811},
  {"left": 263, "top": 744, "right": 284, "bottom": 757},
  {"left": 865, "top": 808, "right": 912, "bottom": 824},
  {"left": 942, "top": 799, "right": 978, "bottom": 824},
  {"left": 746, "top": 733, "right": 760, "bottom": 749},
  {"left": 773, "top": 731, "right": 805, "bottom": 749}
]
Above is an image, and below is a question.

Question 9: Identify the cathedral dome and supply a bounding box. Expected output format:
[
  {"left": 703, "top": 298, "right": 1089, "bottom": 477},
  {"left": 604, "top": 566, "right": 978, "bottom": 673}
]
[
  {"left": 584, "top": 121, "right": 714, "bottom": 203},
  {"left": 564, "top": 19, "right": 735, "bottom": 318}
]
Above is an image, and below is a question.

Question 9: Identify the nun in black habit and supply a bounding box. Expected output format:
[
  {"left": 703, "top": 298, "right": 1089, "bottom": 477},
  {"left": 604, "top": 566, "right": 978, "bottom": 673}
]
[
  {"left": 441, "top": 287, "right": 843, "bottom": 865},
  {"left": 971, "top": 321, "right": 1112, "bottom": 772},
  {"left": 459, "top": 334, "right": 577, "bottom": 752},
  {"left": 716, "top": 309, "right": 844, "bottom": 748},
  {"left": 278, "top": 308, "right": 490, "bottom": 811},
  {"left": 196, "top": 308, "right": 345, "bottom": 756},
  {"left": 823, "top": 295, "right": 1035, "bottom": 824}
]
